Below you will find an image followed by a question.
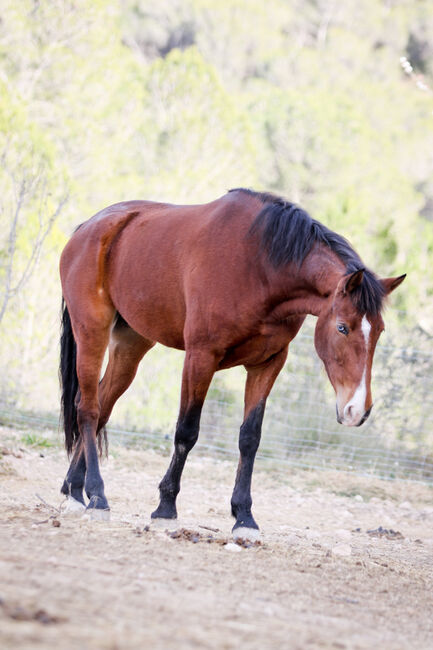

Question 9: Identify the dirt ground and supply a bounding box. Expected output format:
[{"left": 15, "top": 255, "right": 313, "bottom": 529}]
[{"left": 0, "top": 425, "right": 432, "bottom": 650}]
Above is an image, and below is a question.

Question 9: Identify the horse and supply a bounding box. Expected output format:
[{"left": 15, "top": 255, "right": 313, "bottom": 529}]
[{"left": 59, "top": 188, "right": 405, "bottom": 538}]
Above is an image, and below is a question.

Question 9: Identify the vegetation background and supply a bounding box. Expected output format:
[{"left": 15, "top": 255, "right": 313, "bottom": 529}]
[{"left": 0, "top": 0, "right": 432, "bottom": 470}]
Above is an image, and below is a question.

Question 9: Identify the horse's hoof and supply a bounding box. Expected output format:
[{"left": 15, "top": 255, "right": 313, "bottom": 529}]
[
  {"left": 151, "top": 503, "right": 177, "bottom": 520},
  {"left": 61, "top": 496, "right": 86, "bottom": 517},
  {"left": 150, "top": 517, "right": 178, "bottom": 531},
  {"left": 232, "top": 526, "right": 260, "bottom": 542},
  {"left": 88, "top": 508, "right": 111, "bottom": 522}
]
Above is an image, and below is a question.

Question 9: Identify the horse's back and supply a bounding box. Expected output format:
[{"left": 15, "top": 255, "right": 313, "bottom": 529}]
[{"left": 60, "top": 193, "right": 264, "bottom": 349}]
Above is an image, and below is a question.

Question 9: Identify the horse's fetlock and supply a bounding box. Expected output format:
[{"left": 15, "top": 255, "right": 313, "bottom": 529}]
[
  {"left": 61, "top": 480, "right": 71, "bottom": 496},
  {"left": 159, "top": 482, "right": 178, "bottom": 499},
  {"left": 85, "top": 478, "right": 104, "bottom": 496},
  {"left": 231, "top": 494, "right": 252, "bottom": 513}
]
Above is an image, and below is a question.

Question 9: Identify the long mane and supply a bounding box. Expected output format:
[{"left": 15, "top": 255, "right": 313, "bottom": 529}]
[{"left": 230, "top": 188, "right": 385, "bottom": 316}]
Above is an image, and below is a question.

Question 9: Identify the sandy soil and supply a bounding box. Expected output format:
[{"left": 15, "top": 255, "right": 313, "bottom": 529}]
[{"left": 1, "top": 425, "right": 432, "bottom": 650}]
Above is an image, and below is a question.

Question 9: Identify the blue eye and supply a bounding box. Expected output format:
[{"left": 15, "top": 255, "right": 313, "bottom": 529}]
[{"left": 337, "top": 323, "right": 349, "bottom": 335}]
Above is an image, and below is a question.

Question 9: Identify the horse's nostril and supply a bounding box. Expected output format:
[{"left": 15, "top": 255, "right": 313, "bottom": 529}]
[{"left": 344, "top": 404, "right": 353, "bottom": 420}]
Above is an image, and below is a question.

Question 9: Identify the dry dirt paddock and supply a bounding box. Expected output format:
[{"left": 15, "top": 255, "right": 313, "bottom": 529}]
[{"left": 1, "top": 425, "right": 432, "bottom": 650}]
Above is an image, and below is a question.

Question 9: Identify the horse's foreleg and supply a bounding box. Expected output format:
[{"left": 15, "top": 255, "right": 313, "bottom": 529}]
[
  {"left": 231, "top": 347, "right": 288, "bottom": 539},
  {"left": 151, "top": 349, "right": 218, "bottom": 520}
]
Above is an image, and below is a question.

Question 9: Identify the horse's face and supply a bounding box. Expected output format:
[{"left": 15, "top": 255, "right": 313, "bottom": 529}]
[{"left": 314, "top": 270, "right": 405, "bottom": 427}]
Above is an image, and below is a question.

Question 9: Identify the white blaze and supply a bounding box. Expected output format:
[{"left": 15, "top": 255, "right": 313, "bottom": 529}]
[
  {"left": 361, "top": 314, "right": 372, "bottom": 345},
  {"left": 342, "top": 315, "right": 371, "bottom": 425}
]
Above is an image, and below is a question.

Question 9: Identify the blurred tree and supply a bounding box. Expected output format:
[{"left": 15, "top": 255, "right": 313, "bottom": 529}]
[
  {"left": 0, "top": 80, "right": 68, "bottom": 326},
  {"left": 0, "top": 0, "right": 432, "bottom": 431},
  {"left": 137, "top": 46, "right": 257, "bottom": 201}
]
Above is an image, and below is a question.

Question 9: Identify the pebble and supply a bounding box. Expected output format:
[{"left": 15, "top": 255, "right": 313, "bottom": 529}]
[
  {"left": 305, "top": 529, "right": 320, "bottom": 540},
  {"left": 334, "top": 508, "right": 354, "bottom": 519},
  {"left": 336, "top": 529, "right": 352, "bottom": 541},
  {"left": 332, "top": 543, "right": 352, "bottom": 557},
  {"left": 224, "top": 542, "right": 242, "bottom": 553},
  {"left": 354, "top": 494, "right": 364, "bottom": 502},
  {"left": 381, "top": 516, "right": 397, "bottom": 528}
]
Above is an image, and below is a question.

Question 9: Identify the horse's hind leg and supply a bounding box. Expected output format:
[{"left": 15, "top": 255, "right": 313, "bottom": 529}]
[
  {"left": 151, "top": 349, "right": 219, "bottom": 520},
  {"left": 61, "top": 443, "right": 86, "bottom": 507},
  {"left": 231, "top": 347, "right": 288, "bottom": 540},
  {"left": 97, "top": 315, "right": 155, "bottom": 432},
  {"left": 72, "top": 321, "right": 113, "bottom": 518},
  {"left": 60, "top": 317, "right": 152, "bottom": 513}
]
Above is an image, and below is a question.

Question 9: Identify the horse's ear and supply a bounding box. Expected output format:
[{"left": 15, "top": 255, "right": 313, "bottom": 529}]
[
  {"left": 343, "top": 269, "right": 365, "bottom": 294},
  {"left": 381, "top": 274, "right": 406, "bottom": 295}
]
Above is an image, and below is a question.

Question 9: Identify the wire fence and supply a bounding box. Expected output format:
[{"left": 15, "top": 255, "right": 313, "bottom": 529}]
[
  {"left": 1, "top": 317, "right": 432, "bottom": 484},
  {"left": 197, "top": 317, "right": 433, "bottom": 483}
]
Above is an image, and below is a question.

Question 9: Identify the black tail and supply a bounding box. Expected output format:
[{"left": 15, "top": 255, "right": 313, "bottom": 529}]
[{"left": 60, "top": 299, "right": 79, "bottom": 456}]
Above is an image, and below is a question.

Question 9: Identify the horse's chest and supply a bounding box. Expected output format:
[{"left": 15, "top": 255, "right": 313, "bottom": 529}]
[{"left": 218, "top": 325, "right": 293, "bottom": 370}]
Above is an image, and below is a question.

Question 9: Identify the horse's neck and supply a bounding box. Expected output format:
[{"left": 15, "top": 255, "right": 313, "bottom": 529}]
[{"left": 268, "top": 247, "right": 345, "bottom": 319}]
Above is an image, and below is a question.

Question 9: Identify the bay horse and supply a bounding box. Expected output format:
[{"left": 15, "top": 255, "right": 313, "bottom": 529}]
[{"left": 59, "top": 188, "right": 405, "bottom": 537}]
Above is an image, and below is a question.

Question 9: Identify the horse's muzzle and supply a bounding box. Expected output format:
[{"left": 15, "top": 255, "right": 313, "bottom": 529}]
[
  {"left": 356, "top": 406, "right": 372, "bottom": 427},
  {"left": 336, "top": 404, "right": 372, "bottom": 427}
]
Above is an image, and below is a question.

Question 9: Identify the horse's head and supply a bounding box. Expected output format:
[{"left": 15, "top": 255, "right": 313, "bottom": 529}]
[{"left": 314, "top": 269, "right": 405, "bottom": 427}]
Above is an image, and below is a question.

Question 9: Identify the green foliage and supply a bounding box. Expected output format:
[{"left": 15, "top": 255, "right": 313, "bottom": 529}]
[
  {"left": 137, "top": 46, "right": 257, "bottom": 200},
  {"left": 0, "top": 0, "right": 432, "bottom": 441},
  {"left": 20, "top": 433, "right": 54, "bottom": 448}
]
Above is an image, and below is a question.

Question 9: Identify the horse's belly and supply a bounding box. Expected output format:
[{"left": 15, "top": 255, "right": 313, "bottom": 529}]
[{"left": 111, "top": 294, "right": 186, "bottom": 350}]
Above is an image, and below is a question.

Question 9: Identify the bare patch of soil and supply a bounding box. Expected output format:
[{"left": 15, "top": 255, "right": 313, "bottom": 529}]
[{"left": 1, "top": 426, "right": 432, "bottom": 649}]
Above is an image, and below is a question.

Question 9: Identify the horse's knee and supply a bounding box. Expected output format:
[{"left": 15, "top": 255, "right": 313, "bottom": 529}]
[
  {"left": 174, "top": 405, "right": 201, "bottom": 451},
  {"left": 238, "top": 404, "right": 264, "bottom": 456},
  {"left": 175, "top": 422, "right": 199, "bottom": 452},
  {"left": 175, "top": 428, "right": 199, "bottom": 452}
]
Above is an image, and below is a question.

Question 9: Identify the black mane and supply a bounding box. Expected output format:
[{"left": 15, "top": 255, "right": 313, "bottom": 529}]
[{"left": 230, "top": 188, "right": 385, "bottom": 316}]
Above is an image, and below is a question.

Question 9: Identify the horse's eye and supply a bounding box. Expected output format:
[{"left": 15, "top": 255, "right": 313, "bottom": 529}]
[{"left": 337, "top": 323, "right": 349, "bottom": 335}]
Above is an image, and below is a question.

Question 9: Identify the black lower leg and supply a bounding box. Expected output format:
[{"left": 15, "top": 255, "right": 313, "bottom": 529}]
[
  {"left": 151, "top": 405, "right": 201, "bottom": 519},
  {"left": 84, "top": 441, "right": 109, "bottom": 510},
  {"left": 61, "top": 445, "right": 86, "bottom": 505},
  {"left": 77, "top": 409, "right": 109, "bottom": 511},
  {"left": 231, "top": 401, "right": 265, "bottom": 531}
]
